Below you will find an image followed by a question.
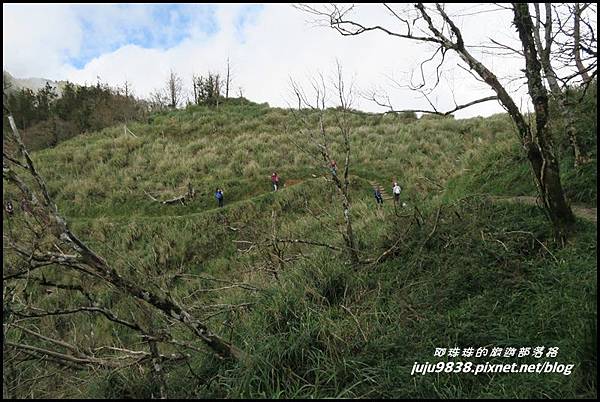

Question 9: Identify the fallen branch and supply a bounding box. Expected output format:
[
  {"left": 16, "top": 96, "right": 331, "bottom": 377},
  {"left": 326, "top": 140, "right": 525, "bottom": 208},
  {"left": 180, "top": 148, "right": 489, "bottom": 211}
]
[
  {"left": 340, "top": 304, "right": 368, "bottom": 342},
  {"left": 503, "top": 230, "right": 560, "bottom": 264},
  {"left": 419, "top": 175, "right": 444, "bottom": 190},
  {"left": 369, "top": 231, "right": 407, "bottom": 266},
  {"left": 5, "top": 341, "right": 122, "bottom": 369},
  {"left": 171, "top": 273, "right": 262, "bottom": 292},
  {"left": 233, "top": 237, "right": 342, "bottom": 252},
  {"left": 425, "top": 206, "right": 442, "bottom": 245},
  {"left": 15, "top": 306, "right": 144, "bottom": 332},
  {"left": 4, "top": 114, "right": 246, "bottom": 361},
  {"left": 124, "top": 124, "right": 138, "bottom": 138},
  {"left": 416, "top": 205, "right": 442, "bottom": 257},
  {"left": 143, "top": 183, "right": 195, "bottom": 205},
  {"left": 273, "top": 238, "right": 342, "bottom": 251}
]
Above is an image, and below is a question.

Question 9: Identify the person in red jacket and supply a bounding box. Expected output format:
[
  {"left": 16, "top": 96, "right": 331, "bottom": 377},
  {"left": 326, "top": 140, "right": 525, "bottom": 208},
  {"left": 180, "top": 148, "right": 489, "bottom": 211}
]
[
  {"left": 330, "top": 159, "right": 338, "bottom": 176},
  {"left": 271, "top": 172, "right": 280, "bottom": 191}
]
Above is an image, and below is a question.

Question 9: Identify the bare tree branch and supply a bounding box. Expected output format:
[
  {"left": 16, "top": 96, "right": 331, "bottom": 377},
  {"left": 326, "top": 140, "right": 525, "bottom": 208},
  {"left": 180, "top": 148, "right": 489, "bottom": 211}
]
[{"left": 4, "top": 114, "right": 246, "bottom": 361}]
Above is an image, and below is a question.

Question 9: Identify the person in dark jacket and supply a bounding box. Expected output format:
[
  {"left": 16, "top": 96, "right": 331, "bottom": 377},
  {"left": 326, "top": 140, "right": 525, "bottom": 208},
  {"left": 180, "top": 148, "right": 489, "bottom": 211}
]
[
  {"left": 374, "top": 186, "right": 383, "bottom": 206},
  {"left": 215, "top": 188, "right": 224, "bottom": 208},
  {"left": 5, "top": 200, "right": 14, "bottom": 217}
]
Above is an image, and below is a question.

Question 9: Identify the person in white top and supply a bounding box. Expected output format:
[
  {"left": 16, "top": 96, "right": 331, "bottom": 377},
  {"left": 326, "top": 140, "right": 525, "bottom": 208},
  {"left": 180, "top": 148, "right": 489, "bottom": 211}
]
[{"left": 392, "top": 182, "right": 402, "bottom": 205}]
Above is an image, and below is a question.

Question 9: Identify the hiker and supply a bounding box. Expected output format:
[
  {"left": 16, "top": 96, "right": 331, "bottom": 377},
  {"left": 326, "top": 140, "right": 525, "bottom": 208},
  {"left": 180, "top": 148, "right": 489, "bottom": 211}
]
[
  {"left": 271, "top": 172, "right": 280, "bottom": 192},
  {"left": 215, "top": 188, "right": 224, "bottom": 208},
  {"left": 5, "top": 200, "right": 14, "bottom": 216},
  {"left": 374, "top": 186, "right": 384, "bottom": 206},
  {"left": 392, "top": 182, "right": 402, "bottom": 205},
  {"left": 330, "top": 159, "right": 338, "bottom": 176}
]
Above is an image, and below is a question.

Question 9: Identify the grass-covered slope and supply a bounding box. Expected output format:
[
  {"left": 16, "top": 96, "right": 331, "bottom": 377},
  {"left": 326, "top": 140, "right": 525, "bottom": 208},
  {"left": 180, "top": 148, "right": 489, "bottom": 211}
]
[
  {"left": 444, "top": 138, "right": 597, "bottom": 207},
  {"left": 445, "top": 83, "right": 597, "bottom": 207},
  {"left": 195, "top": 199, "right": 596, "bottom": 399},
  {"left": 4, "top": 99, "right": 596, "bottom": 398},
  {"left": 29, "top": 101, "right": 516, "bottom": 218}
]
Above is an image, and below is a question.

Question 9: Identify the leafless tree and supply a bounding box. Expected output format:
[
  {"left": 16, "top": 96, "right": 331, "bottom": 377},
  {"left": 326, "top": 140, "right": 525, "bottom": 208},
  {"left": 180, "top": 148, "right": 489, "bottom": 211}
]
[
  {"left": 295, "top": 3, "right": 577, "bottom": 241},
  {"left": 532, "top": 3, "right": 596, "bottom": 167},
  {"left": 123, "top": 80, "right": 131, "bottom": 98},
  {"left": 192, "top": 73, "right": 199, "bottom": 104},
  {"left": 149, "top": 88, "right": 169, "bottom": 112},
  {"left": 568, "top": 3, "right": 596, "bottom": 84},
  {"left": 213, "top": 73, "right": 221, "bottom": 109},
  {"left": 289, "top": 63, "right": 360, "bottom": 264},
  {"left": 3, "top": 73, "right": 15, "bottom": 115},
  {"left": 225, "top": 57, "right": 233, "bottom": 99},
  {"left": 3, "top": 114, "right": 249, "bottom": 396},
  {"left": 529, "top": 3, "right": 597, "bottom": 89},
  {"left": 166, "top": 69, "right": 184, "bottom": 109},
  {"left": 3, "top": 71, "right": 13, "bottom": 93}
]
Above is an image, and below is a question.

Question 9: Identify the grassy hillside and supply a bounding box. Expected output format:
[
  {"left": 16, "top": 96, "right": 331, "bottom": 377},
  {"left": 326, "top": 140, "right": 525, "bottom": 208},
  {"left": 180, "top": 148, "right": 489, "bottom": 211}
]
[
  {"left": 3, "top": 99, "right": 596, "bottom": 398},
  {"left": 29, "top": 100, "right": 517, "bottom": 219},
  {"left": 445, "top": 83, "right": 597, "bottom": 207}
]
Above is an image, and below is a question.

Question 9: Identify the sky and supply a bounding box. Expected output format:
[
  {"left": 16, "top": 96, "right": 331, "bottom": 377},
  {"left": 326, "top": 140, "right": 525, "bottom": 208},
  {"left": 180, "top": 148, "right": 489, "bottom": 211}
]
[{"left": 3, "top": 3, "right": 536, "bottom": 118}]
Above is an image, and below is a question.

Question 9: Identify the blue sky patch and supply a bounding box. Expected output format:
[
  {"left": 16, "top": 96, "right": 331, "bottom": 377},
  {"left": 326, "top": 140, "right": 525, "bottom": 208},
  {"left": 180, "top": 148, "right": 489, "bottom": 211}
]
[
  {"left": 67, "top": 4, "right": 218, "bottom": 68},
  {"left": 235, "top": 4, "right": 264, "bottom": 43}
]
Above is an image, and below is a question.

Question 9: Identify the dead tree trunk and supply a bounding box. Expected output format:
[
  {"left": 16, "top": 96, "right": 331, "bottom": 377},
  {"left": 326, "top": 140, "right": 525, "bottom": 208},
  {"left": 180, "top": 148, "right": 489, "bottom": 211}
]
[
  {"left": 329, "top": 112, "right": 360, "bottom": 265},
  {"left": 192, "top": 74, "right": 198, "bottom": 105},
  {"left": 225, "top": 58, "right": 231, "bottom": 99},
  {"left": 534, "top": 3, "right": 589, "bottom": 167},
  {"left": 298, "top": 3, "right": 578, "bottom": 240},
  {"left": 415, "top": 3, "right": 575, "bottom": 240},
  {"left": 290, "top": 70, "right": 360, "bottom": 264},
  {"left": 513, "top": 3, "right": 576, "bottom": 240},
  {"left": 335, "top": 69, "right": 360, "bottom": 264},
  {"left": 573, "top": 3, "right": 591, "bottom": 83}
]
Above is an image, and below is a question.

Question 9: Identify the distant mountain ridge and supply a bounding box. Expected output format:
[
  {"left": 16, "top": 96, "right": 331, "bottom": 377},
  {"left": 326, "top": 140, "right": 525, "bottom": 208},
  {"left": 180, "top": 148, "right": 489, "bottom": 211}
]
[{"left": 3, "top": 70, "right": 67, "bottom": 96}]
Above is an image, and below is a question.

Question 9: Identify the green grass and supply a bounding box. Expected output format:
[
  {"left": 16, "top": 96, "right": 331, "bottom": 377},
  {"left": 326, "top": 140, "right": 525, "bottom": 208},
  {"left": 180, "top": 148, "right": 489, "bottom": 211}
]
[
  {"left": 3, "top": 99, "right": 596, "bottom": 399},
  {"left": 152, "top": 197, "right": 597, "bottom": 399},
  {"left": 444, "top": 129, "right": 597, "bottom": 207},
  {"left": 20, "top": 103, "right": 517, "bottom": 219}
]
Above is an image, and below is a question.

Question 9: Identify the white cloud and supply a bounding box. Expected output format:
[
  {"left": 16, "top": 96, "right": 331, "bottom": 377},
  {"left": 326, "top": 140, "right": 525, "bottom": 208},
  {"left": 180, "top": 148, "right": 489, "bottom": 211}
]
[
  {"left": 3, "top": 4, "right": 82, "bottom": 79},
  {"left": 3, "top": 3, "right": 533, "bottom": 118}
]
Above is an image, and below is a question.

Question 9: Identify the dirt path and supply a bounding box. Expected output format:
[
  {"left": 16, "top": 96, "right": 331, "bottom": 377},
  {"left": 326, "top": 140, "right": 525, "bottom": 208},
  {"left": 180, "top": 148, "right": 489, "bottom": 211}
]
[
  {"left": 70, "top": 177, "right": 311, "bottom": 223},
  {"left": 493, "top": 195, "right": 597, "bottom": 224}
]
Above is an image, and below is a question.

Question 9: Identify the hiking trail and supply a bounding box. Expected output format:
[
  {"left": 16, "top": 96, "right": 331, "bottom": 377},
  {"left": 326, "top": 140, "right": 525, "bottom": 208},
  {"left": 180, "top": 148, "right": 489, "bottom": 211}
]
[
  {"left": 493, "top": 195, "right": 597, "bottom": 224},
  {"left": 369, "top": 181, "right": 394, "bottom": 201}
]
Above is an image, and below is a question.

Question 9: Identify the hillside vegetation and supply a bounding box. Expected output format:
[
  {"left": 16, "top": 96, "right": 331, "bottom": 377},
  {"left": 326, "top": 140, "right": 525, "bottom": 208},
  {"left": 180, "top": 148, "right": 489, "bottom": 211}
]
[
  {"left": 3, "top": 74, "right": 150, "bottom": 151},
  {"left": 3, "top": 96, "right": 596, "bottom": 398},
  {"left": 31, "top": 100, "right": 514, "bottom": 217}
]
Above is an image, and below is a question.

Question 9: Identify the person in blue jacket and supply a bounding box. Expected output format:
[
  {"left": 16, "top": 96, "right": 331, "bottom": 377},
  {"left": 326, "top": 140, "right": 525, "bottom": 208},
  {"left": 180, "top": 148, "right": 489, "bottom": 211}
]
[
  {"left": 215, "top": 188, "right": 224, "bottom": 208},
  {"left": 374, "top": 186, "right": 383, "bottom": 206}
]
